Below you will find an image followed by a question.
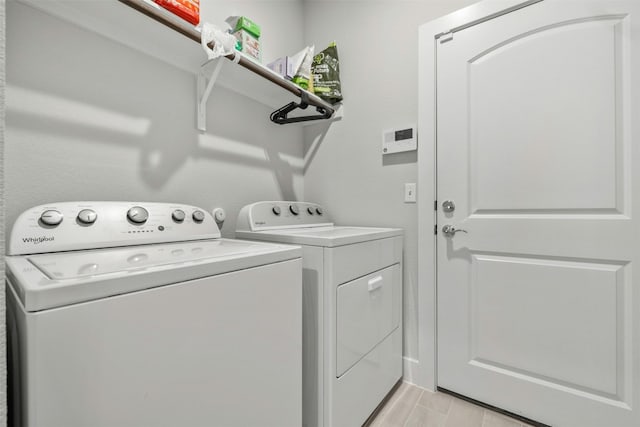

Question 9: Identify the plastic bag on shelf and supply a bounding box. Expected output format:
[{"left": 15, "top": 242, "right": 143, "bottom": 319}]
[
  {"left": 201, "top": 22, "right": 238, "bottom": 60},
  {"left": 311, "top": 42, "right": 343, "bottom": 104}
]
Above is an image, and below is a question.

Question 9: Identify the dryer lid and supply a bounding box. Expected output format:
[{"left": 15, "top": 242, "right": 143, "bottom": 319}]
[{"left": 236, "top": 226, "right": 403, "bottom": 247}]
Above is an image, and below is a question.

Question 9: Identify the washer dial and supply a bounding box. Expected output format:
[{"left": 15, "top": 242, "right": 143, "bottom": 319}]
[
  {"left": 289, "top": 205, "right": 300, "bottom": 215},
  {"left": 127, "top": 206, "right": 149, "bottom": 224},
  {"left": 172, "top": 209, "right": 186, "bottom": 222},
  {"left": 192, "top": 210, "right": 205, "bottom": 222},
  {"left": 77, "top": 209, "right": 97, "bottom": 225},
  {"left": 40, "top": 210, "right": 63, "bottom": 226}
]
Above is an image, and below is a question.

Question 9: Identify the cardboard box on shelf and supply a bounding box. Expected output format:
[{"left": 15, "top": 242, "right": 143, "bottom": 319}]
[
  {"left": 267, "top": 49, "right": 307, "bottom": 80},
  {"left": 154, "top": 0, "right": 200, "bottom": 25},
  {"left": 267, "top": 57, "right": 296, "bottom": 79},
  {"left": 234, "top": 30, "right": 261, "bottom": 62}
]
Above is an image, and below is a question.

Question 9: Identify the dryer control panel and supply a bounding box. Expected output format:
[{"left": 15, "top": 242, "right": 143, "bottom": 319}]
[
  {"left": 9, "top": 202, "right": 221, "bottom": 255},
  {"left": 236, "top": 201, "right": 333, "bottom": 231}
]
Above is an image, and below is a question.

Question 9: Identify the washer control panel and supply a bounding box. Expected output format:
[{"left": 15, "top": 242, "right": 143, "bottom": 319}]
[
  {"left": 9, "top": 202, "right": 220, "bottom": 255},
  {"left": 236, "top": 201, "right": 333, "bottom": 231}
]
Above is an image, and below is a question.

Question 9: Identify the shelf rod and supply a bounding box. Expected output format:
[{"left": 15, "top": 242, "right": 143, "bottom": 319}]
[{"left": 118, "top": 0, "right": 335, "bottom": 116}]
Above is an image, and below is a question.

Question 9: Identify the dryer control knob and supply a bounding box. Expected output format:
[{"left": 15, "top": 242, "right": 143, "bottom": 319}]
[
  {"left": 315, "top": 207, "right": 323, "bottom": 215},
  {"left": 172, "top": 209, "right": 186, "bottom": 222},
  {"left": 127, "top": 206, "right": 149, "bottom": 224},
  {"left": 77, "top": 209, "right": 97, "bottom": 225},
  {"left": 272, "top": 206, "right": 282, "bottom": 215},
  {"left": 307, "top": 207, "right": 315, "bottom": 215},
  {"left": 289, "top": 205, "right": 300, "bottom": 215},
  {"left": 212, "top": 208, "right": 226, "bottom": 223},
  {"left": 40, "top": 209, "right": 63, "bottom": 226},
  {"left": 192, "top": 210, "right": 205, "bottom": 222}
]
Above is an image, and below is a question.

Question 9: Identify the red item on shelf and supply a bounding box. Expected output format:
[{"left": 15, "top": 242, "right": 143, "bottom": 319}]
[{"left": 154, "top": 0, "right": 200, "bottom": 26}]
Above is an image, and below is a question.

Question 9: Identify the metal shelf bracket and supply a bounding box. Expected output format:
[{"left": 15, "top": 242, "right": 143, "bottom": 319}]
[{"left": 197, "top": 58, "right": 226, "bottom": 132}]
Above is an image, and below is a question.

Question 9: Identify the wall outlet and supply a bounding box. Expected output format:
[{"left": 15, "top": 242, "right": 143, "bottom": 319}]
[{"left": 404, "top": 183, "right": 417, "bottom": 203}]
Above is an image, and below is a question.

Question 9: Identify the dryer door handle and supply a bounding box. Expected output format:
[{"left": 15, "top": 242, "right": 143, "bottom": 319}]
[{"left": 367, "top": 275, "right": 383, "bottom": 292}]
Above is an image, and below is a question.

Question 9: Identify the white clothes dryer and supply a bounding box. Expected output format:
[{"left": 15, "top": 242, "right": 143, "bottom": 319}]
[
  {"left": 236, "top": 201, "right": 403, "bottom": 427},
  {"left": 7, "top": 201, "right": 302, "bottom": 427}
]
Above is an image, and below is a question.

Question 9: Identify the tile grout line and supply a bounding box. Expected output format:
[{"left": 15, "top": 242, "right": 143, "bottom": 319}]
[
  {"left": 402, "top": 389, "right": 424, "bottom": 427},
  {"left": 377, "top": 383, "right": 412, "bottom": 425},
  {"left": 445, "top": 392, "right": 454, "bottom": 417},
  {"left": 444, "top": 393, "right": 465, "bottom": 427},
  {"left": 480, "top": 409, "right": 489, "bottom": 427}
]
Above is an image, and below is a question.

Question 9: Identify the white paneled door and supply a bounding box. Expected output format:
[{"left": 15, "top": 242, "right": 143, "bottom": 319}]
[{"left": 436, "top": 1, "right": 639, "bottom": 426}]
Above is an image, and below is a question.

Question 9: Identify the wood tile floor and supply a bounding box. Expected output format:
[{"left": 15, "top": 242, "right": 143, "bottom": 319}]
[{"left": 366, "top": 382, "right": 534, "bottom": 427}]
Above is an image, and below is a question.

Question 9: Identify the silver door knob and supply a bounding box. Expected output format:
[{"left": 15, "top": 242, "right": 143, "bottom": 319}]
[{"left": 442, "top": 225, "right": 468, "bottom": 236}]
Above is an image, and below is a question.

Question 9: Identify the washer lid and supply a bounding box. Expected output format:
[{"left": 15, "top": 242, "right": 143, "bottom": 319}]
[
  {"left": 236, "top": 226, "right": 403, "bottom": 247},
  {"left": 29, "top": 239, "right": 263, "bottom": 279},
  {"left": 7, "top": 239, "right": 301, "bottom": 312}
]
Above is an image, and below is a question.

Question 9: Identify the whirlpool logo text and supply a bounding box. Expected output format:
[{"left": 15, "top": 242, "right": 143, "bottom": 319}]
[{"left": 22, "top": 236, "right": 55, "bottom": 245}]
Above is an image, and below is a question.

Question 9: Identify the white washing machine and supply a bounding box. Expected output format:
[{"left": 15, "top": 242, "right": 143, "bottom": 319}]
[
  {"left": 7, "top": 201, "right": 302, "bottom": 427},
  {"left": 236, "top": 201, "right": 403, "bottom": 427}
]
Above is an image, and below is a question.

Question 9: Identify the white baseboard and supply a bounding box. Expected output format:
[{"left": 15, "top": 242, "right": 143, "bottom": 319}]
[{"left": 402, "top": 356, "right": 437, "bottom": 392}]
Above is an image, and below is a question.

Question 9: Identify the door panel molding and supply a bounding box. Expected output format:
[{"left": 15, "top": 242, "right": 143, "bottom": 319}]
[
  {"left": 465, "top": 15, "right": 629, "bottom": 214},
  {"left": 467, "top": 14, "right": 627, "bottom": 63},
  {"left": 469, "top": 253, "right": 628, "bottom": 400}
]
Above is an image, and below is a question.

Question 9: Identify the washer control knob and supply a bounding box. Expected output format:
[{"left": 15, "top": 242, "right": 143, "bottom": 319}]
[
  {"left": 40, "top": 210, "right": 63, "bottom": 226},
  {"left": 192, "top": 210, "right": 205, "bottom": 222},
  {"left": 127, "top": 206, "right": 149, "bottom": 224},
  {"left": 316, "top": 207, "right": 323, "bottom": 215},
  {"left": 307, "top": 207, "right": 315, "bottom": 215},
  {"left": 77, "top": 209, "right": 97, "bottom": 225},
  {"left": 172, "top": 209, "right": 186, "bottom": 222},
  {"left": 272, "top": 206, "right": 282, "bottom": 215},
  {"left": 289, "top": 204, "right": 300, "bottom": 215}
]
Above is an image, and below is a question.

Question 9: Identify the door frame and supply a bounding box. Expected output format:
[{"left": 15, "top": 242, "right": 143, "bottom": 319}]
[{"left": 415, "top": 0, "right": 544, "bottom": 390}]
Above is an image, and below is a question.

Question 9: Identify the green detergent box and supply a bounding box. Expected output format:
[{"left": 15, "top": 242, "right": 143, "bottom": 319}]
[
  {"left": 231, "top": 16, "right": 261, "bottom": 38},
  {"left": 226, "top": 15, "right": 262, "bottom": 62}
]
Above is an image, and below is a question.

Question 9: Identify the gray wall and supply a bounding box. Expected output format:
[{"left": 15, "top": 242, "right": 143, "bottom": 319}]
[
  {"left": 5, "top": 0, "right": 306, "bottom": 235},
  {"left": 1, "top": 0, "right": 6, "bottom": 423},
  {"left": 3, "top": 0, "right": 482, "bottom": 403},
  {"left": 302, "top": 0, "right": 478, "bottom": 381}
]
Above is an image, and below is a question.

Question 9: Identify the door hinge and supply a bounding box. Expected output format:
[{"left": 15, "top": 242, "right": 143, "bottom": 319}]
[
  {"left": 434, "top": 200, "right": 438, "bottom": 211},
  {"left": 434, "top": 224, "right": 437, "bottom": 235}
]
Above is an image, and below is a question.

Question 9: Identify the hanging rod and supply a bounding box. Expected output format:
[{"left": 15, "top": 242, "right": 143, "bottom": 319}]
[{"left": 118, "top": 0, "right": 336, "bottom": 118}]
